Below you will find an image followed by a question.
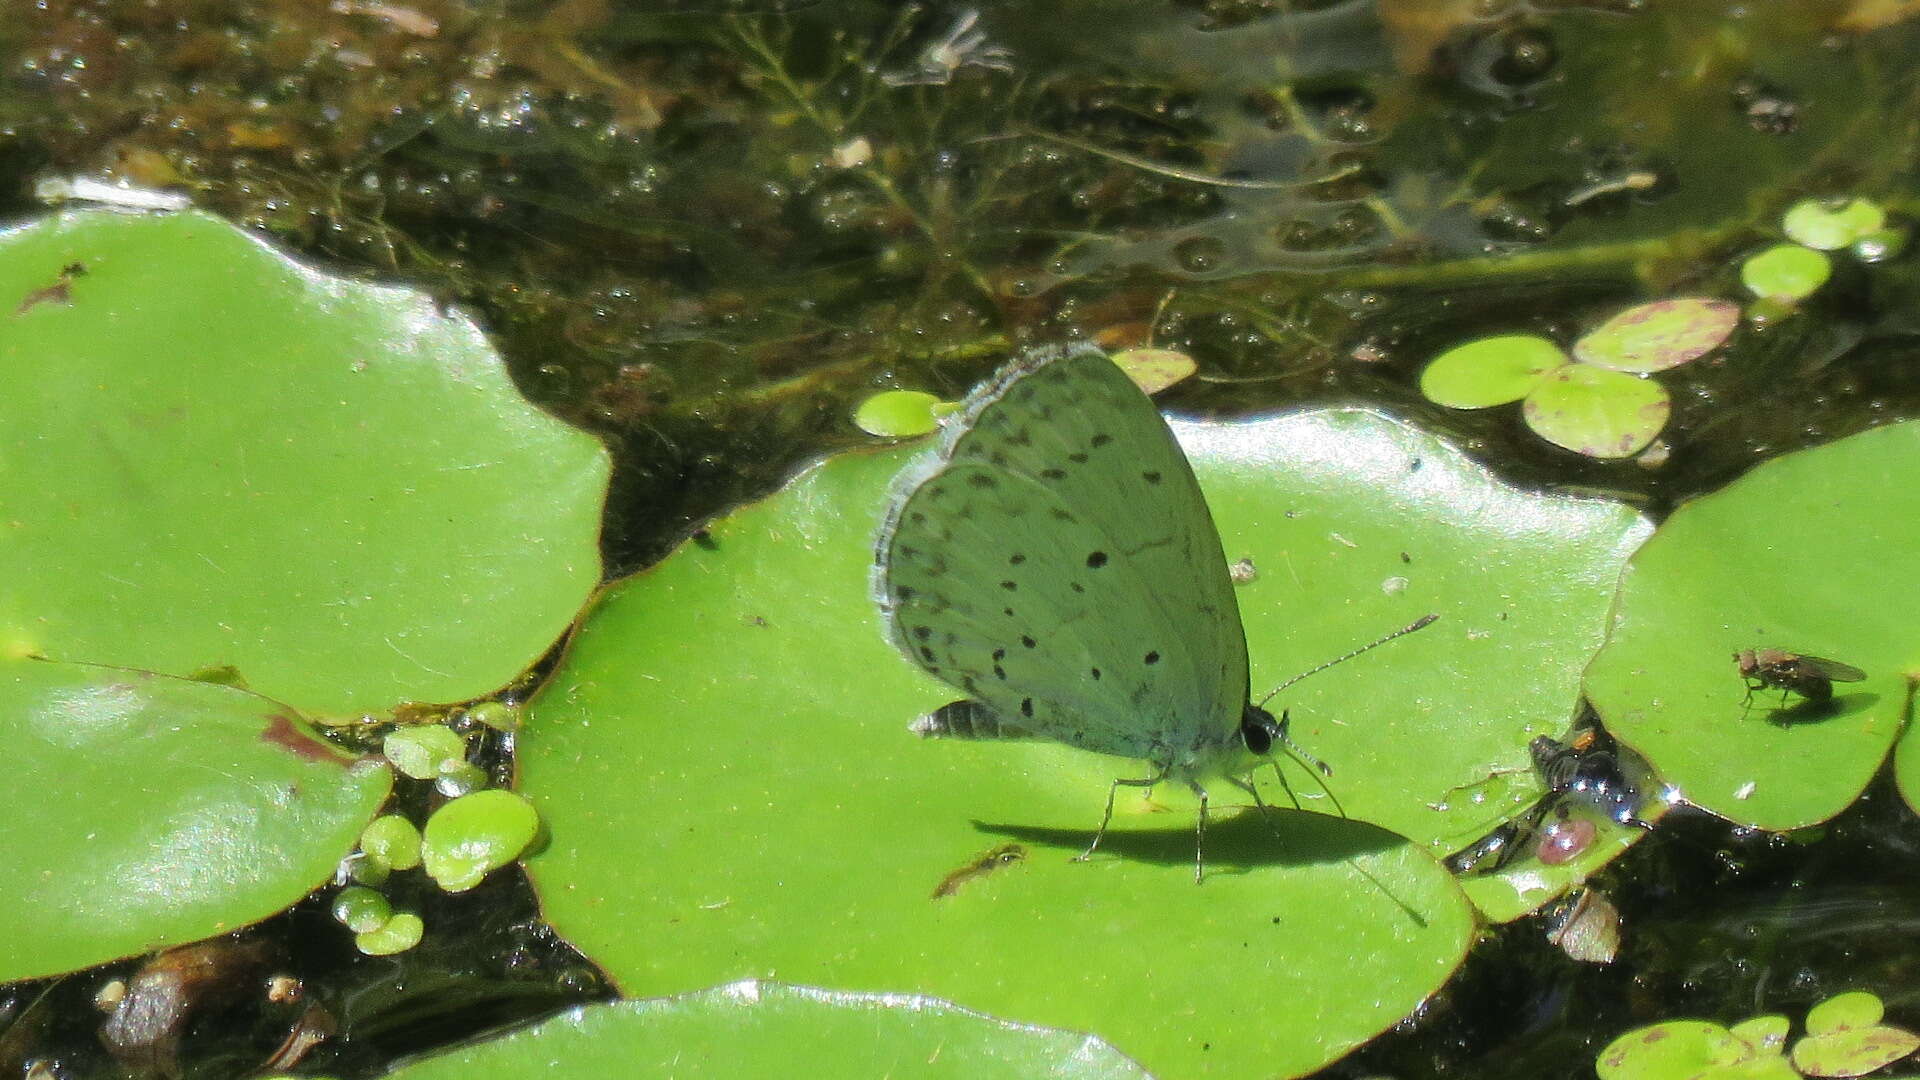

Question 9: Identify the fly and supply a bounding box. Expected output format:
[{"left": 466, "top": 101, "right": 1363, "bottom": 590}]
[{"left": 1735, "top": 648, "right": 1865, "bottom": 706}]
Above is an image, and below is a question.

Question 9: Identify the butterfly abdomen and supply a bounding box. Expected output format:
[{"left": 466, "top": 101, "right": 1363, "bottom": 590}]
[{"left": 910, "top": 699, "right": 1030, "bottom": 740}]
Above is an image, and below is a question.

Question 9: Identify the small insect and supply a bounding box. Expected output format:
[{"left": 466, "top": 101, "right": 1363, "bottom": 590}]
[
  {"left": 1445, "top": 727, "right": 1648, "bottom": 876},
  {"left": 880, "top": 10, "right": 1015, "bottom": 87},
  {"left": 931, "top": 843, "right": 1027, "bottom": 899},
  {"left": 1735, "top": 648, "right": 1865, "bottom": 707}
]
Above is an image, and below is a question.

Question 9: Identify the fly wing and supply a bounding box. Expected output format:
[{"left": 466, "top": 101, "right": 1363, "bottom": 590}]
[{"left": 1798, "top": 655, "right": 1867, "bottom": 682}]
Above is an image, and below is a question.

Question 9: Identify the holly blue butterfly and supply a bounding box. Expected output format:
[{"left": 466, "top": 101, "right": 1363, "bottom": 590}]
[{"left": 875, "top": 343, "right": 1429, "bottom": 880}]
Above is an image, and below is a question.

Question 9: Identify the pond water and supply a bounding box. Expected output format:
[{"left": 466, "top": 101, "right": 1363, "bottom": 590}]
[{"left": 3, "top": 1, "right": 1919, "bottom": 1077}]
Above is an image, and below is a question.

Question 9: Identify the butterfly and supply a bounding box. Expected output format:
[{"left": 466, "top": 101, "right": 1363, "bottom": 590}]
[{"left": 875, "top": 343, "right": 1429, "bottom": 880}]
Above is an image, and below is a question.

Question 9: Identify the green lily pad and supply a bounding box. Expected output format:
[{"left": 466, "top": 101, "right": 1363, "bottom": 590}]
[
  {"left": 0, "top": 657, "right": 391, "bottom": 982},
  {"left": 382, "top": 982, "right": 1152, "bottom": 1079},
  {"left": 521, "top": 403, "right": 1649, "bottom": 1076},
  {"left": 1740, "top": 243, "right": 1832, "bottom": 301},
  {"left": 1522, "top": 365, "right": 1670, "bottom": 459},
  {"left": 1781, "top": 197, "right": 1886, "bottom": 251},
  {"left": 1419, "top": 334, "right": 1568, "bottom": 408},
  {"left": 853, "top": 390, "right": 944, "bottom": 439},
  {"left": 0, "top": 208, "right": 609, "bottom": 716},
  {"left": 1792, "top": 991, "right": 1920, "bottom": 1078},
  {"left": 1573, "top": 298, "right": 1739, "bottom": 373},
  {"left": 1587, "top": 422, "right": 1920, "bottom": 829}
]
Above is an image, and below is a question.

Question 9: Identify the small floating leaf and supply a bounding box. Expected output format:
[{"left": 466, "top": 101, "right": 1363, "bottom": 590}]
[
  {"left": 383, "top": 725, "right": 469, "bottom": 781},
  {"left": 1573, "top": 298, "right": 1739, "bottom": 373},
  {"left": 422, "top": 789, "right": 541, "bottom": 893},
  {"left": 355, "top": 911, "right": 425, "bottom": 956},
  {"left": 1741, "top": 243, "right": 1832, "bottom": 301},
  {"left": 1110, "top": 347, "right": 1198, "bottom": 395},
  {"left": 1420, "top": 334, "right": 1567, "bottom": 408},
  {"left": 360, "top": 814, "right": 423, "bottom": 871},
  {"left": 331, "top": 886, "right": 394, "bottom": 934},
  {"left": 1782, "top": 197, "right": 1886, "bottom": 251},
  {"left": 1732, "top": 1015, "right": 1791, "bottom": 1056},
  {"left": 1852, "top": 227, "right": 1908, "bottom": 264},
  {"left": 462, "top": 701, "right": 519, "bottom": 732},
  {"left": 1809, "top": 991, "right": 1886, "bottom": 1032},
  {"left": 1792, "top": 991, "right": 1919, "bottom": 1077},
  {"left": 852, "top": 390, "right": 943, "bottom": 438},
  {"left": 1596, "top": 1020, "right": 1748, "bottom": 1080},
  {"left": 1522, "top": 366, "right": 1670, "bottom": 459}
]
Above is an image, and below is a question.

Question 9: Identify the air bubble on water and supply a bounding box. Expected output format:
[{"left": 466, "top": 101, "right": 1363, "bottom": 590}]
[{"left": 1382, "top": 576, "right": 1408, "bottom": 595}]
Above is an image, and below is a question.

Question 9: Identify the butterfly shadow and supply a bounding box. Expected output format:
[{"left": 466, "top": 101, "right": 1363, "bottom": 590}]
[
  {"left": 971, "top": 809, "right": 1431, "bottom": 924},
  {"left": 971, "top": 806, "right": 1404, "bottom": 875},
  {"left": 1754, "top": 690, "right": 1878, "bottom": 728}
]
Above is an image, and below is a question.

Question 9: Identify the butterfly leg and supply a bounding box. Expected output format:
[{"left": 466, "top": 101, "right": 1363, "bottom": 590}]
[
  {"left": 1229, "top": 774, "right": 1284, "bottom": 837},
  {"left": 1074, "top": 768, "right": 1167, "bottom": 865},
  {"left": 1189, "top": 780, "right": 1210, "bottom": 883},
  {"left": 1263, "top": 759, "right": 1302, "bottom": 810}
]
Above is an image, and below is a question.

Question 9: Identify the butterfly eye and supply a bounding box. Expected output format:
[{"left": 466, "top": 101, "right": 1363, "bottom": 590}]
[{"left": 1239, "top": 708, "right": 1276, "bottom": 755}]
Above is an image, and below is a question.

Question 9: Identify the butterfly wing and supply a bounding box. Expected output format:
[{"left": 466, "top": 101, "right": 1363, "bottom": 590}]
[{"left": 876, "top": 344, "right": 1248, "bottom": 767}]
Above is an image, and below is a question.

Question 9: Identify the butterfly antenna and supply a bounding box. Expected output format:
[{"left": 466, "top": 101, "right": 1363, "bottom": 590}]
[{"left": 1257, "top": 613, "right": 1439, "bottom": 708}]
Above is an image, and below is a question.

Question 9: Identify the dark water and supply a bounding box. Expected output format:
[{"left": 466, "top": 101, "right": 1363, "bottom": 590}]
[{"left": 3, "top": 0, "right": 1919, "bottom": 1076}]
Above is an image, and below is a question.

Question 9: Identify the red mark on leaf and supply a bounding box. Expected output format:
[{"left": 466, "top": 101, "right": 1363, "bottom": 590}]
[{"left": 260, "top": 714, "right": 346, "bottom": 765}]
